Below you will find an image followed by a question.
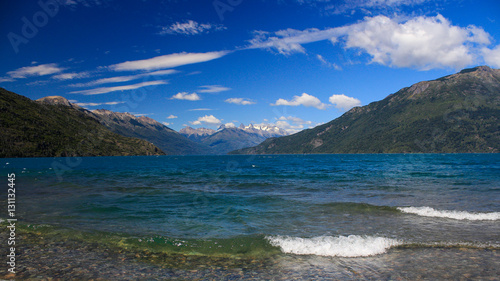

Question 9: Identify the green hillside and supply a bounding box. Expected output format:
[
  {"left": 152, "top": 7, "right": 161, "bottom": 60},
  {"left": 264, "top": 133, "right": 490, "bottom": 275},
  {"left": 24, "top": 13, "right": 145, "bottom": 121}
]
[
  {"left": 232, "top": 66, "right": 500, "bottom": 154},
  {"left": 0, "top": 88, "right": 165, "bottom": 157}
]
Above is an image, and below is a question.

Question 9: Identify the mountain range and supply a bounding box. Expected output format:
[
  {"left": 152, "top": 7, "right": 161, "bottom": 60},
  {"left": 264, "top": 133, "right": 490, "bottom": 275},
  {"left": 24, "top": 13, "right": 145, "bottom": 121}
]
[
  {"left": 1, "top": 88, "right": 285, "bottom": 157},
  {"left": 180, "top": 123, "right": 289, "bottom": 154},
  {"left": 2, "top": 66, "right": 498, "bottom": 157},
  {"left": 90, "top": 109, "right": 213, "bottom": 155},
  {"left": 0, "top": 88, "right": 164, "bottom": 157},
  {"left": 232, "top": 66, "right": 500, "bottom": 154}
]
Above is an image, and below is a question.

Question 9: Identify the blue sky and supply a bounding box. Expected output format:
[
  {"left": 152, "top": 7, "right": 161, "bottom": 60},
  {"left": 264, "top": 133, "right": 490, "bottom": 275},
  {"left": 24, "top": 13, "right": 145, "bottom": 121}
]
[{"left": 1, "top": 0, "right": 499, "bottom": 133}]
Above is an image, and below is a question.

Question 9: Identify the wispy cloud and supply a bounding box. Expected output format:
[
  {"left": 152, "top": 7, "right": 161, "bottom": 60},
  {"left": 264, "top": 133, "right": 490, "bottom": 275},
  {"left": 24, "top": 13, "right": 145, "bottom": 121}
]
[
  {"left": 170, "top": 92, "right": 201, "bottom": 101},
  {"left": 271, "top": 93, "right": 328, "bottom": 110},
  {"left": 73, "top": 101, "right": 126, "bottom": 107},
  {"left": 316, "top": 54, "right": 342, "bottom": 70},
  {"left": 109, "top": 51, "right": 229, "bottom": 71},
  {"left": 70, "top": 80, "right": 167, "bottom": 95},
  {"left": 323, "top": 0, "right": 431, "bottom": 15},
  {"left": 131, "top": 113, "right": 153, "bottom": 117},
  {"left": 0, "top": 77, "right": 15, "bottom": 83},
  {"left": 247, "top": 28, "right": 345, "bottom": 55},
  {"left": 188, "top": 108, "right": 213, "bottom": 111},
  {"left": 59, "top": 0, "right": 104, "bottom": 8},
  {"left": 225, "top": 98, "right": 256, "bottom": 105},
  {"left": 7, "top": 63, "right": 64, "bottom": 79},
  {"left": 294, "top": 0, "right": 432, "bottom": 16},
  {"left": 159, "top": 20, "right": 226, "bottom": 35},
  {"left": 70, "top": 69, "right": 177, "bottom": 87},
  {"left": 198, "top": 85, "right": 231, "bottom": 93},
  {"left": 166, "top": 114, "right": 178, "bottom": 119},
  {"left": 52, "top": 71, "right": 90, "bottom": 80},
  {"left": 190, "top": 114, "right": 222, "bottom": 125}
]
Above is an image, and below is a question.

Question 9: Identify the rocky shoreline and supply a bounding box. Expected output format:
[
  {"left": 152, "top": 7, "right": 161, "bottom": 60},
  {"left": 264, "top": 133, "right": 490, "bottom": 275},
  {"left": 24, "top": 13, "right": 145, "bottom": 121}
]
[{"left": 1, "top": 230, "right": 498, "bottom": 280}]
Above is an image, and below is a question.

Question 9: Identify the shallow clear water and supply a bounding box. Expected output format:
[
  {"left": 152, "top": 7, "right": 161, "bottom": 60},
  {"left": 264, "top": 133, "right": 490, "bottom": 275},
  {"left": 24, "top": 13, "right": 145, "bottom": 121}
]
[{"left": 2, "top": 154, "right": 499, "bottom": 278}]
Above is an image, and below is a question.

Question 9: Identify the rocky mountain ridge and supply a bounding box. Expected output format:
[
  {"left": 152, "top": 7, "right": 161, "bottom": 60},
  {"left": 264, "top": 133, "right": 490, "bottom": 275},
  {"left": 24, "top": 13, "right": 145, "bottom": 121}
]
[
  {"left": 180, "top": 123, "right": 290, "bottom": 154},
  {"left": 91, "top": 109, "right": 213, "bottom": 155}
]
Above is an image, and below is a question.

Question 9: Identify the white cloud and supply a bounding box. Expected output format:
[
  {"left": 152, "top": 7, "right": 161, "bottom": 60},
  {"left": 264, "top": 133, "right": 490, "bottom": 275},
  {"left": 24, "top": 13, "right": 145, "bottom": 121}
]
[
  {"left": 198, "top": 85, "right": 231, "bottom": 93},
  {"left": 224, "top": 122, "right": 236, "bottom": 128},
  {"left": 166, "top": 115, "right": 178, "bottom": 119},
  {"left": 190, "top": 115, "right": 222, "bottom": 125},
  {"left": 344, "top": 14, "right": 490, "bottom": 70},
  {"left": 162, "top": 122, "right": 172, "bottom": 126},
  {"left": 170, "top": 92, "right": 201, "bottom": 101},
  {"left": 70, "top": 80, "right": 167, "bottom": 95},
  {"left": 275, "top": 120, "right": 304, "bottom": 133},
  {"left": 271, "top": 116, "right": 316, "bottom": 134},
  {"left": 482, "top": 45, "right": 500, "bottom": 68},
  {"left": 74, "top": 101, "right": 126, "bottom": 107},
  {"left": 329, "top": 94, "right": 362, "bottom": 111},
  {"left": 225, "top": 98, "right": 256, "bottom": 105},
  {"left": 467, "top": 26, "right": 492, "bottom": 45},
  {"left": 109, "top": 51, "right": 229, "bottom": 71},
  {"left": 7, "top": 63, "right": 64, "bottom": 78},
  {"left": 159, "top": 20, "right": 226, "bottom": 35},
  {"left": 276, "top": 115, "right": 318, "bottom": 133},
  {"left": 272, "top": 93, "right": 328, "bottom": 110},
  {"left": 70, "top": 69, "right": 177, "bottom": 87},
  {"left": 248, "top": 14, "right": 493, "bottom": 70}
]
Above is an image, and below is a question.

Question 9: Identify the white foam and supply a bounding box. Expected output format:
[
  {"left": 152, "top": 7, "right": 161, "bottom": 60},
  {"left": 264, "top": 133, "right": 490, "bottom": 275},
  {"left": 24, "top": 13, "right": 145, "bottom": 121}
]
[
  {"left": 266, "top": 235, "right": 400, "bottom": 257},
  {"left": 397, "top": 206, "right": 500, "bottom": 221}
]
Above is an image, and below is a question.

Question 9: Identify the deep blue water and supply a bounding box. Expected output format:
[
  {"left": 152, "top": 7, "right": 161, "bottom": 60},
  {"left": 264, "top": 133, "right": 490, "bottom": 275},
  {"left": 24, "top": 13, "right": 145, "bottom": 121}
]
[{"left": 2, "top": 154, "right": 499, "bottom": 259}]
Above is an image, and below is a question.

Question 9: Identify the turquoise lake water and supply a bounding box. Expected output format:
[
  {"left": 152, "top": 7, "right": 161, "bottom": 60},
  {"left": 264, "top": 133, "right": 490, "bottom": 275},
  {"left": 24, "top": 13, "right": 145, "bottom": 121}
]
[{"left": 2, "top": 154, "right": 499, "bottom": 279}]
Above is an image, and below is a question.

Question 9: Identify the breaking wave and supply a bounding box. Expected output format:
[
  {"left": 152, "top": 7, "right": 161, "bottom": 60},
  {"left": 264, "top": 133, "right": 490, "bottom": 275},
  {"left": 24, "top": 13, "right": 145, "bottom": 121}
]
[
  {"left": 397, "top": 206, "right": 500, "bottom": 221},
  {"left": 266, "top": 235, "right": 401, "bottom": 257}
]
